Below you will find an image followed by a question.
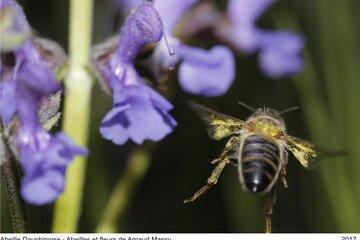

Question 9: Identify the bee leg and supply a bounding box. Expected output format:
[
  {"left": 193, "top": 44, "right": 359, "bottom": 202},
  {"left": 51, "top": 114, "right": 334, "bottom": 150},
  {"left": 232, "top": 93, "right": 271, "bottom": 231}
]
[
  {"left": 184, "top": 137, "right": 238, "bottom": 203},
  {"left": 211, "top": 158, "right": 221, "bottom": 164},
  {"left": 281, "top": 165, "right": 288, "bottom": 188},
  {"left": 183, "top": 159, "right": 230, "bottom": 203},
  {"left": 211, "top": 137, "right": 239, "bottom": 165},
  {"left": 264, "top": 188, "right": 277, "bottom": 233},
  {"left": 281, "top": 150, "right": 289, "bottom": 188}
]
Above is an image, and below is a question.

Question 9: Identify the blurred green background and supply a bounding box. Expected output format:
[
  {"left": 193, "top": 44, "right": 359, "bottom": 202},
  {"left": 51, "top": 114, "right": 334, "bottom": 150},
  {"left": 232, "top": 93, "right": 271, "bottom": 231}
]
[{"left": 1, "top": 0, "right": 360, "bottom": 233}]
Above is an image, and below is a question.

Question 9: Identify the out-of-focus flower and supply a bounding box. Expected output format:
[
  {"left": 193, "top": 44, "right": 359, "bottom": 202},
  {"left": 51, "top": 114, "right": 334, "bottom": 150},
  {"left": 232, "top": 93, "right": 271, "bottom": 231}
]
[
  {"left": 19, "top": 130, "right": 87, "bottom": 204},
  {"left": 115, "top": 0, "right": 142, "bottom": 15},
  {"left": 0, "top": 0, "right": 30, "bottom": 51},
  {"left": 216, "top": 0, "right": 304, "bottom": 78},
  {"left": 257, "top": 31, "right": 304, "bottom": 78},
  {"left": 152, "top": 0, "right": 235, "bottom": 97},
  {"left": 178, "top": 45, "right": 234, "bottom": 96},
  {"left": 95, "top": 2, "right": 177, "bottom": 145},
  {"left": 0, "top": 0, "right": 87, "bottom": 205},
  {"left": 223, "top": 0, "right": 275, "bottom": 53}
]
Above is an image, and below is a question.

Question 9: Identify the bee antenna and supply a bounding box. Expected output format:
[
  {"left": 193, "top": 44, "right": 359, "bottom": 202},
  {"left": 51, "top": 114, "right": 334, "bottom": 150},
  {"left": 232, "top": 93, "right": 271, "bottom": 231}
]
[
  {"left": 238, "top": 101, "right": 256, "bottom": 112},
  {"left": 279, "top": 106, "right": 299, "bottom": 115}
]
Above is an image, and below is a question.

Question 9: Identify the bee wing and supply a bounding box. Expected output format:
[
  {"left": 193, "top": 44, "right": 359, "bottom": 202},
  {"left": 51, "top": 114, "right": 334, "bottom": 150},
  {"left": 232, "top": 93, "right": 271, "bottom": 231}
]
[
  {"left": 189, "top": 102, "right": 246, "bottom": 140},
  {"left": 283, "top": 135, "right": 347, "bottom": 170}
]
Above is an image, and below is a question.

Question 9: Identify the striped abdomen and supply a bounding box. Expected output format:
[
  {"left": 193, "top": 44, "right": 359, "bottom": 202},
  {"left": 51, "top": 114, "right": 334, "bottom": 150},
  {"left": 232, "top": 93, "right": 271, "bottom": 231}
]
[{"left": 241, "top": 134, "right": 280, "bottom": 193}]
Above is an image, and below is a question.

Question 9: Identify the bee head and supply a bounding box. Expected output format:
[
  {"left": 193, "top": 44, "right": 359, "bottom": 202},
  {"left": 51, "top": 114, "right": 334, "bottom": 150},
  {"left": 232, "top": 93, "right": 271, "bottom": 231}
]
[
  {"left": 245, "top": 108, "right": 286, "bottom": 136},
  {"left": 250, "top": 108, "right": 285, "bottom": 123},
  {"left": 238, "top": 101, "right": 299, "bottom": 134}
]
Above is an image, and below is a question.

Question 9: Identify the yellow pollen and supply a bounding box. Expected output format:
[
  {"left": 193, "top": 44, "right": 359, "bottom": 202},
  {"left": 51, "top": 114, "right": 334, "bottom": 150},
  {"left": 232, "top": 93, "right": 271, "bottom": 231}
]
[{"left": 249, "top": 120, "right": 281, "bottom": 137}]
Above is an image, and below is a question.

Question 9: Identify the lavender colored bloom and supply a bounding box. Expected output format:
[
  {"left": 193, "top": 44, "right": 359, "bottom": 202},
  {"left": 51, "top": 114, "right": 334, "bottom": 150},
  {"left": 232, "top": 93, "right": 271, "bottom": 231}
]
[
  {"left": 0, "top": 0, "right": 87, "bottom": 205},
  {"left": 100, "top": 84, "right": 176, "bottom": 144},
  {"left": 99, "top": 2, "right": 177, "bottom": 145},
  {"left": 0, "top": 73, "right": 17, "bottom": 124},
  {"left": 219, "top": 0, "right": 304, "bottom": 78},
  {"left": 19, "top": 131, "right": 87, "bottom": 205},
  {"left": 14, "top": 43, "right": 88, "bottom": 205},
  {"left": 258, "top": 31, "right": 304, "bottom": 78},
  {"left": 0, "top": 0, "right": 30, "bottom": 51},
  {"left": 228, "top": 0, "right": 276, "bottom": 25},
  {"left": 224, "top": 0, "right": 275, "bottom": 53},
  {"left": 178, "top": 45, "right": 235, "bottom": 96},
  {"left": 154, "top": 0, "right": 197, "bottom": 34},
  {"left": 153, "top": 0, "right": 235, "bottom": 97},
  {"left": 116, "top": 0, "right": 142, "bottom": 13},
  {"left": 0, "top": 0, "right": 30, "bottom": 35}
]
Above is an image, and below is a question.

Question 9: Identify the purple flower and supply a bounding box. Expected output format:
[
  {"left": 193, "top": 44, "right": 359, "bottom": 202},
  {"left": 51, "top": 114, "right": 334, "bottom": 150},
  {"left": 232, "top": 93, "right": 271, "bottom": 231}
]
[
  {"left": 115, "top": 0, "right": 142, "bottom": 14},
  {"left": 257, "top": 31, "right": 304, "bottom": 78},
  {"left": 223, "top": 0, "right": 277, "bottom": 53},
  {"left": 0, "top": 72, "right": 17, "bottom": 124},
  {"left": 19, "top": 131, "right": 87, "bottom": 205},
  {"left": 0, "top": 0, "right": 29, "bottom": 33},
  {"left": 153, "top": 0, "right": 235, "bottom": 97},
  {"left": 100, "top": 84, "right": 176, "bottom": 144},
  {"left": 0, "top": 0, "right": 87, "bottom": 205},
  {"left": 217, "top": 0, "right": 304, "bottom": 78},
  {"left": 0, "top": 0, "right": 30, "bottom": 51},
  {"left": 98, "top": 2, "right": 177, "bottom": 145},
  {"left": 178, "top": 45, "right": 235, "bottom": 96}
]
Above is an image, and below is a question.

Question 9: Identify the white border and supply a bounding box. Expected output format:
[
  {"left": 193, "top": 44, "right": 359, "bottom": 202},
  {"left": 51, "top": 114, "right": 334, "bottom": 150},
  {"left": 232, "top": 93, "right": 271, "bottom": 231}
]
[{"left": 0, "top": 233, "right": 359, "bottom": 240}]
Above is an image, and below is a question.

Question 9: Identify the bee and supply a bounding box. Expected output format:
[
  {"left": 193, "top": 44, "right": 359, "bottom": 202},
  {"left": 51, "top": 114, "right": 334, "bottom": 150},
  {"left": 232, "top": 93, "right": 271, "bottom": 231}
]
[{"left": 183, "top": 101, "right": 345, "bottom": 233}]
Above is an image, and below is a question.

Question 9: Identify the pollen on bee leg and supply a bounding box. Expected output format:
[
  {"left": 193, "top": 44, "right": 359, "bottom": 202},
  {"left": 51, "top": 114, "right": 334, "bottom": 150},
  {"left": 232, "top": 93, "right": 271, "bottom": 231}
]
[
  {"left": 281, "top": 165, "right": 288, "bottom": 188},
  {"left": 183, "top": 185, "right": 212, "bottom": 203}
]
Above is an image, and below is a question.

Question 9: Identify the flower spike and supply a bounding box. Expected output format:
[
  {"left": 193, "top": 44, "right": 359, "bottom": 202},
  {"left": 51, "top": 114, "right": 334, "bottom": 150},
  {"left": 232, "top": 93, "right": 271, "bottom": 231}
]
[
  {"left": 0, "top": 0, "right": 87, "bottom": 205},
  {"left": 97, "top": 2, "right": 177, "bottom": 145}
]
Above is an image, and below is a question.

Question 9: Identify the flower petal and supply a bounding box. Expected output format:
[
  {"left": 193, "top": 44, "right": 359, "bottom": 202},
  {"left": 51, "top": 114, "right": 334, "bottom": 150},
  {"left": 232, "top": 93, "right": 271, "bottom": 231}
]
[
  {"left": 100, "top": 84, "right": 176, "bottom": 145},
  {"left": 228, "top": 0, "right": 276, "bottom": 25},
  {"left": 117, "top": 2, "right": 164, "bottom": 63},
  {"left": 19, "top": 131, "right": 87, "bottom": 205},
  {"left": 219, "top": 25, "right": 262, "bottom": 53},
  {"left": 219, "top": 0, "right": 305, "bottom": 78},
  {"left": 21, "top": 169, "right": 65, "bottom": 205},
  {"left": 152, "top": 0, "right": 198, "bottom": 69},
  {"left": 0, "top": 77, "right": 17, "bottom": 124},
  {"left": 258, "top": 31, "right": 304, "bottom": 78},
  {"left": 99, "top": 105, "right": 131, "bottom": 145},
  {"left": 54, "top": 133, "right": 89, "bottom": 160},
  {"left": 0, "top": 0, "right": 30, "bottom": 36},
  {"left": 16, "top": 41, "right": 61, "bottom": 94},
  {"left": 116, "top": 0, "right": 142, "bottom": 14},
  {"left": 220, "top": 0, "right": 276, "bottom": 53},
  {"left": 154, "top": 0, "right": 198, "bottom": 34},
  {"left": 99, "top": 2, "right": 176, "bottom": 145},
  {"left": 178, "top": 45, "right": 235, "bottom": 96},
  {"left": 147, "top": 86, "right": 173, "bottom": 111}
]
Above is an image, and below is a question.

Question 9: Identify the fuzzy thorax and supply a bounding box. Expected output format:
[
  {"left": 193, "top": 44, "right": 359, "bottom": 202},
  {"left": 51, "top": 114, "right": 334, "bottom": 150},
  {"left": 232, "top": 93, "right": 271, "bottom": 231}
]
[{"left": 246, "top": 108, "right": 286, "bottom": 137}]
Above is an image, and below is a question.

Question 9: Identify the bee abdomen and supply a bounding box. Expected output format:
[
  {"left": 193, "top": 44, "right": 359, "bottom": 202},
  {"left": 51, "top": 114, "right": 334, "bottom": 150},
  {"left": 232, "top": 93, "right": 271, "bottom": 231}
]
[{"left": 241, "top": 134, "right": 280, "bottom": 193}]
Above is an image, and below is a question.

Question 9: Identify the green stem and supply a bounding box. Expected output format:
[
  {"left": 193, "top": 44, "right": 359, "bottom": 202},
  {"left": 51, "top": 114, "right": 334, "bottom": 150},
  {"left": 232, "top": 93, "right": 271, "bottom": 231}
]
[
  {"left": 52, "top": 0, "right": 93, "bottom": 233},
  {"left": 96, "top": 149, "right": 151, "bottom": 233},
  {"left": 1, "top": 131, "right": 31, "bottom": 233}
]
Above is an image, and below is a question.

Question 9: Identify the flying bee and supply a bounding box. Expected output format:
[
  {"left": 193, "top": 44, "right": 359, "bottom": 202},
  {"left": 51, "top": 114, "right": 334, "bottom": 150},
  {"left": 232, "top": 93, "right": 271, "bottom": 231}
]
[{"left": 183, "top": 101, "right": 345, "bottom": 233}]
